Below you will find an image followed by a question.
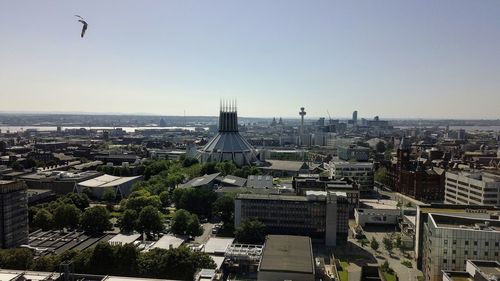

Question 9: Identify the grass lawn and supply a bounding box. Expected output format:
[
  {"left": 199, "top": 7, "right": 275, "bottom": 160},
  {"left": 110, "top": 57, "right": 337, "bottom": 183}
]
[
  {"left": 338, "top": 261, "right": 349, "bottom": 281},
  {"left": 383, "top": 272, "right": 397, "bottom": 281}
]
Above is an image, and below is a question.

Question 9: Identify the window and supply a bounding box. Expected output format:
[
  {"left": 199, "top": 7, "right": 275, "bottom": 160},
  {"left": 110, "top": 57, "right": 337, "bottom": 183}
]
[
  {"left": 495, "top": 242, "right": 499, "bottom": 247},
  {"left": 474, "top": 251, "right": 477, "bottom": 255},
  {"left": 452, "top": 260, "right": 456, "bottom": 264},
  {"left": 453, "top": 240, "right": 457, "bottom": 245},
  {"left": 465, "top": 250, "right": 468, "bottom": 255},
  {"left": 443, "top": 259, "right": 447, "bottom": 264},
  {"left": 452, "top": 250, "right": 456, "bottom": 254},
  {"left": 485, "top": 252, "right": 489, "bottom": 256},
  {"left": 485, "top": 242, "right": 489, "bottom": 247},
  {"left": 495, "top": 252, "right": 498, "bottom": 257},
  {"left": 474, "top": 241, "right": 478, "bottom": 246},
  {"left": 444, "top": 240, "right": 448, "bottom": 245},
  {"left": 465, "top": 241, "right": 469, "bottom": 246}
]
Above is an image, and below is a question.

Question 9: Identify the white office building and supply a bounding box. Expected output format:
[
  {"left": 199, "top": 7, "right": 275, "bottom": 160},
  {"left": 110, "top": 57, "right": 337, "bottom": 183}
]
[
  {"left": 444, "top": 170, "right": 500, "bottom": 206},
  {"left": 421, "top": 213, "right": 500, "bottom": 281}
]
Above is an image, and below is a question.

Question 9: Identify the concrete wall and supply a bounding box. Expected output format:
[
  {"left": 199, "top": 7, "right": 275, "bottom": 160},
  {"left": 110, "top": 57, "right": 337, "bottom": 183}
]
[{"left": 354, "top": 208, "right": 400, "bottom": 227}]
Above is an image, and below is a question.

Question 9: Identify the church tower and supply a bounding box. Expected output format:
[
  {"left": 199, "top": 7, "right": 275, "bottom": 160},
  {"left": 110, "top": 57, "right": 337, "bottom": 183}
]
[{"left": 397, "top": 137, "right": 411, "bottom": 171}]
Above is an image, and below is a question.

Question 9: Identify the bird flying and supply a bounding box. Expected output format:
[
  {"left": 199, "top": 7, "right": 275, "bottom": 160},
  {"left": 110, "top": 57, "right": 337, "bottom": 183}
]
[{"left": 75, "top": 15, "right": 88, "bottom": 38}]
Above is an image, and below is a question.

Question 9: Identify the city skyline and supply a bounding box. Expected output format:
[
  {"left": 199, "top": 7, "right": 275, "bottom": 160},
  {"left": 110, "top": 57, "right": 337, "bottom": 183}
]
[{"left": 1, "top": 0, "right": 500, "bottom": 119}]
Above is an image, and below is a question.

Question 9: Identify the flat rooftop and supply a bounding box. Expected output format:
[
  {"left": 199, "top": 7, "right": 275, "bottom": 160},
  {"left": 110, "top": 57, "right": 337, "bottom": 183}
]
[
  {"left": 259, "top": 235, "right": 313, "bottom": 274},
  {"left": 361, "top": 199, "right": 399, "bottom": 210},
  {"left": 430, "top": 213, "right": 500, "bottom": 232},
  {"left": 237, "top": 193, "right": 308, "bottom": 202},
  {"left": 469, "top": 260, "right": 500, "bottom": 279},
  {"left": 78, "top": 174, "right": 141, "bottom": 188}
]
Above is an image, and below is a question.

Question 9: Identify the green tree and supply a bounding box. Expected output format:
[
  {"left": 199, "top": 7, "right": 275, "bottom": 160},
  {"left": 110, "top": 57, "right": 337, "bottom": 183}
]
[
  {"left": 54, "top": 204, "right": 81, "bottom": 229},
  {"left": 370, "top": 237, "right": 379, "bottom": 252},
  {"left": 159, "top": 191, "right": 170, "bottom": 207},
  {"left": 89, "top": 242, "right": 115, "bottom": 275},
  {"left": 137, "top": 206, "right": 164, "bottom": 237},
  {"left": 383, "top": 236, "right": 393, "bottom": 253},
  {"left": 215, "top": 161, "right": 237, "bottom": 176},
  {"left": 212, "top": 195, "right": 234, "bottom": 224},
  {"left": 182, "top": 157, "right": 199, "bottom": 168},
  {"left": 114, "top": 243, "right": 139, "bottom": 276},
  {"left": 119, "top": 209, "right": 138, "bottom": 233},
  {"left": 200, "top": 162, "right": 217, "bottom": 175},
  {"left": 33, "top": 208, "right": 54, "bottom": 231},
  {"left": 235, "top": 219, "right": 266, "bottom": 244},
  {"left": 137, "top": 247, "right": 215, "bottom": 280},
  {"left": 63, "top": 193, "right": 90, "bottom": 210},
  {"left": 102, "top": 187, "right": 116, "bottom": 202},
  {"left": 125, "top": 193, "right": 161, "bottom": 212},
  {"left": 171, "top": 209, "right": 191, "bottom": 235},
  {"left": 186, "top": 214, "right": 203, "bottom": 237},
  {"left": 172, "top": 188, "right": 217, "bottom": 218},
  {"left": 374, "top": 167, "right": 388, "bottom": 184},
  {"left": 0, "top": 248, "right": 34, "bottom": 269},
  {"left": 81, "top": 206, "right": 112, "bottom": 235}
]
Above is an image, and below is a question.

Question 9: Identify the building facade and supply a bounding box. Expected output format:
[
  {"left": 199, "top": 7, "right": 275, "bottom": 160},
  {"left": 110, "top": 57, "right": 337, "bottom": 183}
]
[
  {"left": 421, "top": 213, "right": 500, "bottom": 281},
  {"left": 444, "top": 170, "right": 500, "bottom": 206},
  {"left": 337, "top": 145, "right": 370, "bottom": 162},
  {"left": 293, "top": 175, "right": 359, "bottom": 215},
  {"left": 0, "top": 180, "right": 28, "bottom": 248},
  {"left": 388, "top": 137, "right": 445, "bottom": 202},
  {"left": 234, "top": 191, "right": 348, "bottom": 246},
  {"left": 331, "top": 160, "right": 374, "bottom": 192}
]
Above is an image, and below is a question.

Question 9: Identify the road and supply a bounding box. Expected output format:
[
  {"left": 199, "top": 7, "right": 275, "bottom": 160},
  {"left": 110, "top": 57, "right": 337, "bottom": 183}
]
[{"left": 195, "top": 223, "right": 213, "bottom": 244}]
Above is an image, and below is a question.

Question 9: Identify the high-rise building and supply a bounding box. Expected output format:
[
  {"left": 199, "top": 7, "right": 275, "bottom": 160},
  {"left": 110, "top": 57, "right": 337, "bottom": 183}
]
[
  {"left": 445, "top": 170, "right": 500, "bottom": 206},
  {"left": 352, "top": 110, "right": 358, "bottom": 125},
  {"left": 0, "top": 180, "right": 28, "bottom": 249},
  {"left": 198, "top": 100, "right": 257, "bottom": 167},
  {"left": 234, "top": 191, "right": 349, "bottom": 246},
  {"left": 421, "top": 213, "right": 500, "bottom": 281}
]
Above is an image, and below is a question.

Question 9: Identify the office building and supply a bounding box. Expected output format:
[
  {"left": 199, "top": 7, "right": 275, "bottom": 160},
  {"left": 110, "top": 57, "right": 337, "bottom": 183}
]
[
  {"left": 235, "top": 191, "right": 348, "bottom": 246},
  {"left": 0, "top": 180, "right": 28, "bottom": 248},
  {"left": 445, "top": 170, "right": 500, "bottom": 206},
  {"left": 257, "top": 235, "right": 314, "bottom": 281},
  {"left": 331, "top": 160, "right": 374, "bottom": 192},
  {"left": 421, "top": 213, "right": 500, "bottom": 281},
  {"left": 293, "top": 175, "right": 359, "bottom": 215},
  {"left": 337, "top": 145, "right": 370, "bottom": 162}
]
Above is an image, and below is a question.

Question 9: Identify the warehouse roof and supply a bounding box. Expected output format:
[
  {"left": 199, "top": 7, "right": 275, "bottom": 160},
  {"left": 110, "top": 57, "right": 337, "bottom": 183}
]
[
  {"left": 259, "top": 235, "right": 313, "bottom": 274},
  {"left": 78, "top": 174, "right": 141, "bottom": 188}
]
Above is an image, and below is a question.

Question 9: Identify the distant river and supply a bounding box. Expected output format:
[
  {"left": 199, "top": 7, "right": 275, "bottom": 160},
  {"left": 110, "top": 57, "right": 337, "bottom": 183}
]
[
  {"left": 0, "top": 126, "right": 207, "bottom": 133},
  {"left": 395, "top": 125, "right": 500, "bottom": 132}
]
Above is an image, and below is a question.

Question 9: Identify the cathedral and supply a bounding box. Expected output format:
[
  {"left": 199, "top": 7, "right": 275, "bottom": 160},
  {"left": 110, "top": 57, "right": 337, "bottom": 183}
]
[{"left": 198, "top": 101, "right": 258, "bottom": 167}]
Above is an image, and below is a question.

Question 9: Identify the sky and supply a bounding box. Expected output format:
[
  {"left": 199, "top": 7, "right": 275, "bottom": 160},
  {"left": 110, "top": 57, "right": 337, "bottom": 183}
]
[{"left": 1, "top": 1, "right": 500, "bottom": 119}]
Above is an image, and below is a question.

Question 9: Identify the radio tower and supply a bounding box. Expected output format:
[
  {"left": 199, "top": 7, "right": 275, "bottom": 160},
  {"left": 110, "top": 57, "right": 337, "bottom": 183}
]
[{"left": 299, "top": 107, "right": 306, "bottom": 135}]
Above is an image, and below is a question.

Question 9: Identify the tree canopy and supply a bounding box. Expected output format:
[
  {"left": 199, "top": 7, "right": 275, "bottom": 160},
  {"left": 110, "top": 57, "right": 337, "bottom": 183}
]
[{"left": 235, "top": 219, "right": 266, "bottom": 244}]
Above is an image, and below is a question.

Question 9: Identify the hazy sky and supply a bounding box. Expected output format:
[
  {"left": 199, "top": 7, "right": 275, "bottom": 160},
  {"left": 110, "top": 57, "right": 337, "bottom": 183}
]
[{"left": 1, "top": 1, "right": 500, "bottom": 119}]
